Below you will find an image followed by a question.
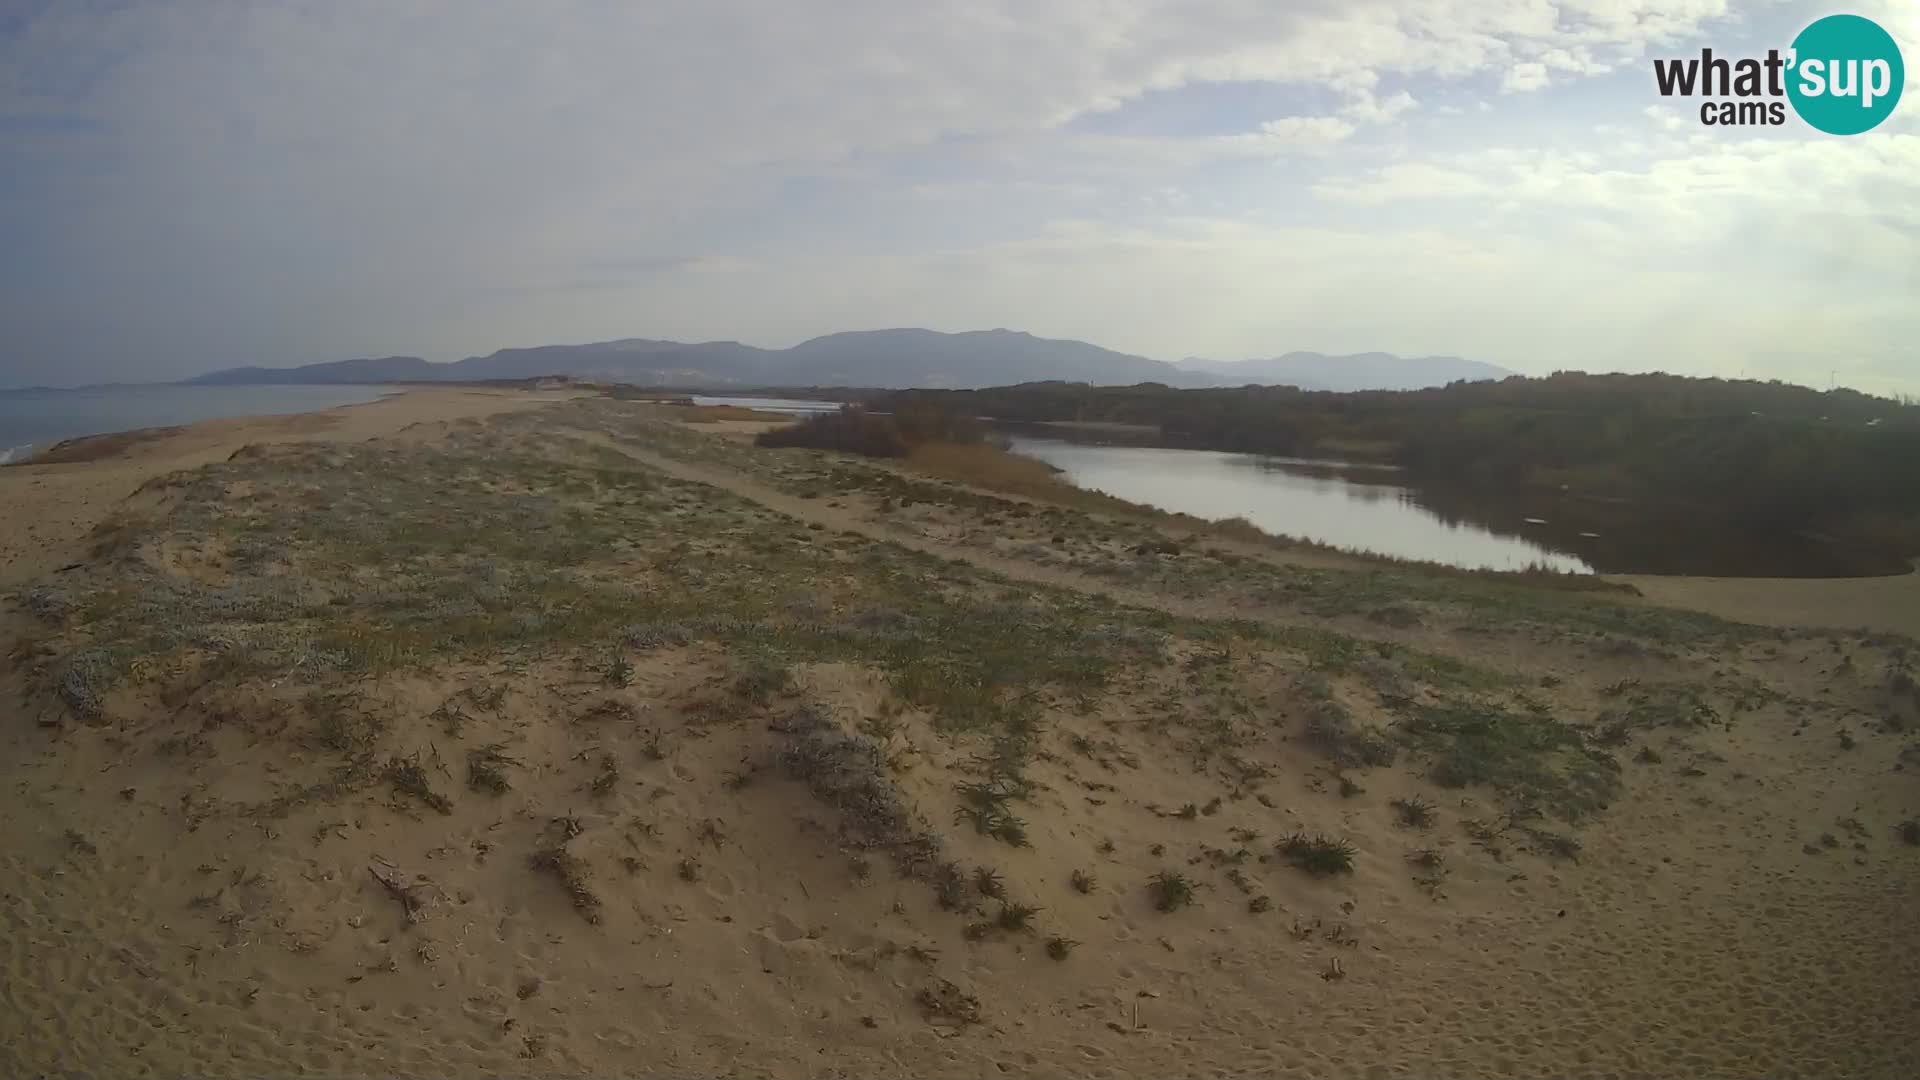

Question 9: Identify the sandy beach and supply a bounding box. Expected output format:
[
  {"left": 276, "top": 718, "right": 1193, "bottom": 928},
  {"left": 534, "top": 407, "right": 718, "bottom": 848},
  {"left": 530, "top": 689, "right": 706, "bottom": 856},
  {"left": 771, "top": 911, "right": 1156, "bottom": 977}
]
[{"left": 2, "top": 391, "right": 1916, "bottom": 1078}]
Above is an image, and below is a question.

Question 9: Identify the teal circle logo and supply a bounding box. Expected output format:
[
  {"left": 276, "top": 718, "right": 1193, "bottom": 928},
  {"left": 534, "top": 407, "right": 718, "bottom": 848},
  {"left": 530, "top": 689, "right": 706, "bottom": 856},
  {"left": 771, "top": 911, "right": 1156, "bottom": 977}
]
[{"left": 1787, "top": 14, "right": 1904, "bottom": 135}]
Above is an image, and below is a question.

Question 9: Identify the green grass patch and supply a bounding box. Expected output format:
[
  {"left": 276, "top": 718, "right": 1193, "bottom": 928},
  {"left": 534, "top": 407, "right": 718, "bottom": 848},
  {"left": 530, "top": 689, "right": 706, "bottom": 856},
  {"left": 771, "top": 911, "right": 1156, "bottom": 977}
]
[{"left": 1399, "top": 702, "right": 1620, "bottom": 821}]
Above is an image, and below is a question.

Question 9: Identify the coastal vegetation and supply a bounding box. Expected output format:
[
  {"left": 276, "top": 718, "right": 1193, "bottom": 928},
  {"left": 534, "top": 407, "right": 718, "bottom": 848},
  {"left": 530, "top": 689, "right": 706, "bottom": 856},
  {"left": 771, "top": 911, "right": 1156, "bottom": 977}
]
[{"left": 878, "top": 374, "right": 1920, "bottom": 562}]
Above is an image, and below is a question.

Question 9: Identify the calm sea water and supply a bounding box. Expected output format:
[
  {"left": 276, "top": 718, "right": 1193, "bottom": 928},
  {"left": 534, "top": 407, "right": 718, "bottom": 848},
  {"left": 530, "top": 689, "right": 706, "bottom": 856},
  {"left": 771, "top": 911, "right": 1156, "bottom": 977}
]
[{"left": 0, "top": 384, "right": 391, "bottom": 463}]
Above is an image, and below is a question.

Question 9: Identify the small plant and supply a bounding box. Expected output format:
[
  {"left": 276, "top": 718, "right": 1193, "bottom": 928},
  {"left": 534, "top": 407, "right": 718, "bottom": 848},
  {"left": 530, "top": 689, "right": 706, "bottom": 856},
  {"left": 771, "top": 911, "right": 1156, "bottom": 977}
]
[
  {"left": 1413, "top": 869, "right": 1449, "bottom": 900},
  {"left": 1248, "top": 895, "right": 1273, "bottom": 914},
  {"left": 954, "top": 804, "right": 996, "bottom": 833},
  {"left": 849, "top": 856, "right": 872, "bottom": 882},
  {"left": 467, "top": 745, "right": 514, "bottom": 794},
  {"left": 1337, "top": 774, "right": 1364, "bottom": 798},
  {"left": 676, "top": 856, "right": 700, "bottom": 882},
  {"left": 640, "top": 729, "right": 666, "bottom": 761},
  {"left": 1838, "top": 730, "right": 1857, "bottom": 750},
  {"left": 1634, "top": 745, "right": 1663, "bottom": 765},
  {"left": 1899, "top": 819, "right": 1920, "bottom": 846},
  {"left": 1407, "top": 848, "right": 1446, "bottom": 871},
  {"left": 1045, "top": 936, "right": 1078, "bottom": 961},
  {"left": 603, "top": 650, "right": 634, "bottom": 687},
  {"left": 974, "top": 866, "right": 1005, "bottom": 899},
  {"left": 1524, "top": 827, "right": 1581, "bottom": 861},
  {"left": 1149, "top": 842, "right": 1165, "bottom": 856},
  {"left": 529, "top": 847, "right": 601, "bottom": 923},
  {"left": 590, "top": 753, "right": 620, "bottom": 798},
  {"left": 1200, "top": 796, "right": 1223, "bottom": 817},
  {"left": 915, "top": 979, "right": 982, "bottom": 1026},
  {"left": 1149, "top": 870, "right": 1195, "bottom": 912},
  {"left": 1097, "top": 839, "right": 1116, "bottom": 855},
  {"left": 1175, "top": 802, "right": 1199, "bottom": 820},
  {"left": 995, "top": 901, "right": 1040, "bottom": 932},
  {"left": 1069, "top": 869, "right": 1096, "bottom": 894},
  {"left": 383, "top": 756, "right": 452, "bottom": 814},
  {"left": 1391, "top": 797, "right": 1436, "bottom": 829},
  {"left": 734, "top": 659, "right": 792, "bottom": 703},
  {"left": 991, "top": 815, "right": 1031, "bottom": 848},
  {"left": 1277, "top": 832, "right": 1356, "bottom": 876},
  {"left": 933, "top": 863, "right": 971, "bottom": 912}
]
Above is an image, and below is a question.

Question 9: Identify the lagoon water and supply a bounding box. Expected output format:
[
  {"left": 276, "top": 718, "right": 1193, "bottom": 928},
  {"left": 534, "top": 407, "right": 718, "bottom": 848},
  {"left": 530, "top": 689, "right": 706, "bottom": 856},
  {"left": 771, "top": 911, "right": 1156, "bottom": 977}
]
[
  {"left": 1007, "top": 434, "right": 1594, "bottom": 574},
  {"left": 0, "top": 384, "right": 391, "bottom": 463},
  {"left": 691, "top": 395, "right": 842, "bottom": 416}
]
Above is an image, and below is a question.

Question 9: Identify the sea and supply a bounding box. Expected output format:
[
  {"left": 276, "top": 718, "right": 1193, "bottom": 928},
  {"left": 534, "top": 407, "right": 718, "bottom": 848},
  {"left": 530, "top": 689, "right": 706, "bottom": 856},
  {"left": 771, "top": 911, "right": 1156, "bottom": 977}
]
[{"left": 0, "top": 384, "right": 392, "bottom": 464}]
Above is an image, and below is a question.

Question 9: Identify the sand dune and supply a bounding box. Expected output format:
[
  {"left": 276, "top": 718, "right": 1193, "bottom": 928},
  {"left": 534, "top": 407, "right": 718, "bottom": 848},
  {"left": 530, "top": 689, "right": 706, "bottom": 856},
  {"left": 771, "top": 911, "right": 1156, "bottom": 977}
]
[{"left": 1, "top": 395, "right": 1916, "bottom": 1077}]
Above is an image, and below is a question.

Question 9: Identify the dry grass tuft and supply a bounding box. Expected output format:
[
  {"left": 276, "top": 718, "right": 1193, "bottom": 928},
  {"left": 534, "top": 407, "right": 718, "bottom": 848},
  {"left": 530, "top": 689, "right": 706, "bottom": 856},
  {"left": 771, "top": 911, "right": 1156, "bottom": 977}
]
[{"left": 529, "top": 847, "right": 602, "bottom": 923}]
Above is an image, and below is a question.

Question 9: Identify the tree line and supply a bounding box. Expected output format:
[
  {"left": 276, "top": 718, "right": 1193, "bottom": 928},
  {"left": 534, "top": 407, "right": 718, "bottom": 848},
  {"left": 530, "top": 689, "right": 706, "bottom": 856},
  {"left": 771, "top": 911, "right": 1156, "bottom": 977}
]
[{"left": 874, "top": 373, "right": 1920, "bottom": 559}]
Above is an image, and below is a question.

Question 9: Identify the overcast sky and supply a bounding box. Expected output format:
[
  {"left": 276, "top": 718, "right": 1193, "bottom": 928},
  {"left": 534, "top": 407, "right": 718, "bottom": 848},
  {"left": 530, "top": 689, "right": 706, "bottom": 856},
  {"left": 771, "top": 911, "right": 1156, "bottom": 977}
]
[{"left": 2, "top": 1, "right": 1914, "bottom": 393}]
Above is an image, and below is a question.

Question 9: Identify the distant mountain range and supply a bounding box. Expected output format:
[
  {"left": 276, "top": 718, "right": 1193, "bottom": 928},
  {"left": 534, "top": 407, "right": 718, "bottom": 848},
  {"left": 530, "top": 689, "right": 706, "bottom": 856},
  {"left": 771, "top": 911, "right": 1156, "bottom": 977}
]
[{"left": 185, "top": 330, "right": 1514, "bottom": 392}]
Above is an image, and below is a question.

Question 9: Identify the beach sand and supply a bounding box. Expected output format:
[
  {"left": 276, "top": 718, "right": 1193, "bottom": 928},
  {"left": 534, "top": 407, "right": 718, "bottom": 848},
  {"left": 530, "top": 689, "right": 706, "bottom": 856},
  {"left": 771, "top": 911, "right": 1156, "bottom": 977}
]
[{"left": 1, "top": 393, "right": 1915, "bottom": 1078}]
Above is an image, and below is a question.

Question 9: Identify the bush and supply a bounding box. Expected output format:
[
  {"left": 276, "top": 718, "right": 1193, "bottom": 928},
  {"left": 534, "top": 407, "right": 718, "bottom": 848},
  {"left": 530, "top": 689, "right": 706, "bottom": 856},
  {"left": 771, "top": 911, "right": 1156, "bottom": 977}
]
[
  {"left": 1390, "top": 797, "right": 1436, "bottom": 829},
  {"left": 1300, "top": 699, "right": 1396, "bottom": 769},
  {"left": 1149, "top": 870, "right": 1195, "bottom": 912},
  {"left": 1277, "top": 832, "right": 1356, "bottom": 876},
  {"left": 755, "top": 404, "right": 983, "bottom": 459}
]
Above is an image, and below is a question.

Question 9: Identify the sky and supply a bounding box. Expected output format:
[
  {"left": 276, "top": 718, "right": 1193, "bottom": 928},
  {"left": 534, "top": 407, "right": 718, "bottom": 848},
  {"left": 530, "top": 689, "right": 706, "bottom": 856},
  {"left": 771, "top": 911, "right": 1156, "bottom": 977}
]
[{"left": 1, "top": 0, "right": 1915, "bottom": 394}]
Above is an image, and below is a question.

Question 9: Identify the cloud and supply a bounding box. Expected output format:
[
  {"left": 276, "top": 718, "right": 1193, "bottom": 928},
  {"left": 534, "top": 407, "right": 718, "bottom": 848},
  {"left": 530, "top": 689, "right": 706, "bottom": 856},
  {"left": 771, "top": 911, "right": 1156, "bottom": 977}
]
[
  {"left": 0, "top": 0, "right": 1911, "bottom": 394},
  {"left": 1501, "top": 62, "right": 1552, "bottom": 93},
  {"left": 1257, "top": 116, "right": 1358, "bottom": 145},
  {"left": 1341, "top": 89, "right": 1420, "bottom": 123}
]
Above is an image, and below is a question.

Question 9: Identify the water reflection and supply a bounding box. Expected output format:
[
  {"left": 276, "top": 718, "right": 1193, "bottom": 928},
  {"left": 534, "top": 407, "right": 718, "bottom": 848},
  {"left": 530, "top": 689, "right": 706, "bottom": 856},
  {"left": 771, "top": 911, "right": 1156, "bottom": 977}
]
[
  {"left": 692, "top": 395, "right": 842, "bottom": 416},
  {"left": 1004, "top": 431, "right": 1890, "bottom": 577},
  {"left": 1007, "top": 435, "right": 1593, "bottom": 574}
]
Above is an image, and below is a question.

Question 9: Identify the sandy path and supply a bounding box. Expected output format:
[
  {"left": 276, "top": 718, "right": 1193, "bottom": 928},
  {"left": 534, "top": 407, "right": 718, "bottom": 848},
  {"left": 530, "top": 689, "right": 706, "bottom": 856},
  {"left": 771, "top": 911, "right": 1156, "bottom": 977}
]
[
  {"left": 1621, "top": 567, "right": 1920, "bottom": 640},
  {"left": 595, "top": 436, "right": 1203, "bottom": 611},
  {"left": 0, "top": 387, "right": 581, "bottom": 588}
]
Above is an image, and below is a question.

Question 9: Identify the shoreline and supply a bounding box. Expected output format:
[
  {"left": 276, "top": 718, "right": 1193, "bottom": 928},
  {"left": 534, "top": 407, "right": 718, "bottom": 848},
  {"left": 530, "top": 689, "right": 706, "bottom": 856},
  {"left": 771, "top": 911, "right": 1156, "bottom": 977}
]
[
  {"left": 0, "top": 385, "right": 582, "bottom": 587},
  {"left": 0, "top": 383, "right": 404, "bottom": 465}
]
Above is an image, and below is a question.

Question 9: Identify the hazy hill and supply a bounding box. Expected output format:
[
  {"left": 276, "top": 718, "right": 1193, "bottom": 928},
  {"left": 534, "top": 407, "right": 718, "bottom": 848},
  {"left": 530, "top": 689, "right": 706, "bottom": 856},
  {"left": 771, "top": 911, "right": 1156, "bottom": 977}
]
[
  {"left": 1177, "top": 351, "right": 1515, "bottom": 391},
  {"left": 183, "top": 329, "right": 1204, "bottom": 389},
  {"left": 185, "top": 355, "right": 441, "bottom": 385},
  {"left": 182, "top": 333, "right": 1510, "bottom": 392}
]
